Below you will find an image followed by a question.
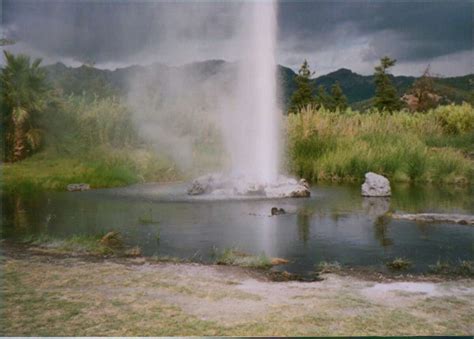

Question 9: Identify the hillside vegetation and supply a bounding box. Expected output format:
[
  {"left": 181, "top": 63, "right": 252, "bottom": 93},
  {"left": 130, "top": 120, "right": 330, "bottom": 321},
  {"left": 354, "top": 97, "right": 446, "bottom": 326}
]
[
  {"left": 1, "top": 95, "right": 181, "bottom": 193},
  {"left": 2, "top": 53, "right": 473, "bottom": 192},
  {"left": 42, "top": 61, "right": 474, "bottom": 108}
]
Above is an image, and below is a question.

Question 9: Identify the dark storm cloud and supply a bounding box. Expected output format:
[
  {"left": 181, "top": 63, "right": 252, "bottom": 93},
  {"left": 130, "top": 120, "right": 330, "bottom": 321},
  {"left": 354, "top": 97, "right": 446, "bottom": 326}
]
[
  {"left": 2, "top": 1, "right": 239, "bottom": 64},
  {"left": 278, "top": 1, "right": 472, "bottom": 62},
  {"left": 1, "top": 0, "right": 472, "bottom": 74}
]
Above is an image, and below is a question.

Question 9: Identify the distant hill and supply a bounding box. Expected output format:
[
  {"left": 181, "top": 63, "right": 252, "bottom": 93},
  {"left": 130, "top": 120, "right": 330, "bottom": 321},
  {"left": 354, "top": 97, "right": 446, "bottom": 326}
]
[{"left": 43, "top": 61, "right": 474, "bottom": 109}]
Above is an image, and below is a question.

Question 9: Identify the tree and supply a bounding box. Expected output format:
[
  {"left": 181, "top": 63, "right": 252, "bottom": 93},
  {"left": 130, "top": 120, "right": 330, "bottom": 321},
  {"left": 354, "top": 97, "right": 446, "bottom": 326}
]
[
  {"left": 373, "top": 56, "right": 402, "bottom": 112},
  {"left": 0, "top": 51, "right": 49, "bottom": 162},
  {"left": 289, "top": 60, "right": 315, "bottom": 113},
  {"left": 408, "top": 65, "right": 439, "bottom": 111},
  {"left": 315, "top": 85, "right": 330, "bottom": 108},
  {"left": 330, "top": 81, "right": 348, "bottom": 111}
]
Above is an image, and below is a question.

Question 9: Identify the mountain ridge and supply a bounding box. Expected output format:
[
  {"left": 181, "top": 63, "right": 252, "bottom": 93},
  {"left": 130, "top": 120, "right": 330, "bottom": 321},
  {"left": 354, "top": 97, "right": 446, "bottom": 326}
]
[{"left": 43, "top": 60, "right": 474, "bottom": 108}]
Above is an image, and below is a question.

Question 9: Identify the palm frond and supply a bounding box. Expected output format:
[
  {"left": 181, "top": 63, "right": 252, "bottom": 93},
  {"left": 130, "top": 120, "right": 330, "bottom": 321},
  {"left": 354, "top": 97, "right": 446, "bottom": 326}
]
[
  {"left": 12, "top": 107, "right": 29, "bottom": 124},
  {"left": 25, "top": 128, "right": 43, "bottom": 150}
]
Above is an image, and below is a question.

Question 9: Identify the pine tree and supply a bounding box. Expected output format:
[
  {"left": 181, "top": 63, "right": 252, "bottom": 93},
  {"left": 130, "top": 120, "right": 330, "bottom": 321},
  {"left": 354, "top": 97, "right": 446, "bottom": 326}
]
[
  {"left": 315, "top": 85, "right": 330, "bottom": 108},
  {"left": 289, "top": 60, "right": 315, "bottom": 113},
  {"left": 373, "top": 56, "right": 402, "bottom": 112},
  {"left": 331, "top": 81, "right": 348, "bottom": 111}
]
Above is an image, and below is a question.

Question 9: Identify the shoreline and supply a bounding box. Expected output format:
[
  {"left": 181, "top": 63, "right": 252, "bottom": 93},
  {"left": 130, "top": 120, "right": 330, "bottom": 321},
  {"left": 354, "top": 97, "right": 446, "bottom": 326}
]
[{"left": 2, "top": 241, "right": 472, "bottom": 283}]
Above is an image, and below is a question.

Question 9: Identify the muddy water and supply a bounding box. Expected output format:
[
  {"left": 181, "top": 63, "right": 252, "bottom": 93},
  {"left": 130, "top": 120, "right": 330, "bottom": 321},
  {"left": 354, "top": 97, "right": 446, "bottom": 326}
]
[{"left": 1, "top": 183, "right": 473, "bottom": 275}]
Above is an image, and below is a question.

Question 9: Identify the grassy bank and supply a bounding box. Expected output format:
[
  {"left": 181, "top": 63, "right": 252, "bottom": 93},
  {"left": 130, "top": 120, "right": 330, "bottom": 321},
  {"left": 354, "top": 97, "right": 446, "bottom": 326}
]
[
  {"left": 1, "top": 147, "right": 180, "bottom": 194},
  {"left": 1, "top": 95, "right": 182, "bottom": 193},
  {"left": 1, "top": 252, "right": 473, "bottom": 336},
  {"left": 287, "top": 103, "right": 474, "bottom": 184}
]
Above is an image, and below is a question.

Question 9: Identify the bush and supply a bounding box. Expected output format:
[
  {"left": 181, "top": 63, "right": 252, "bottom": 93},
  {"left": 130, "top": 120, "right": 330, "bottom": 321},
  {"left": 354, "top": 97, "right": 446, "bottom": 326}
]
[
  {"left": 434, "top": 103, "right": 474, "bottom": 134},
  {"left": 287, "top": 104, "right": 473, "bottom": 184}
]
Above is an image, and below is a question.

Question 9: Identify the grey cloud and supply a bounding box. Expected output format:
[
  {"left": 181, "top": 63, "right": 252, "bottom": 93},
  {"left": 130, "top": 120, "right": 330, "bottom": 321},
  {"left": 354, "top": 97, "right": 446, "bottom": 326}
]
[{"left": 2, "top": 0, "right": 472, "bottom": 75}]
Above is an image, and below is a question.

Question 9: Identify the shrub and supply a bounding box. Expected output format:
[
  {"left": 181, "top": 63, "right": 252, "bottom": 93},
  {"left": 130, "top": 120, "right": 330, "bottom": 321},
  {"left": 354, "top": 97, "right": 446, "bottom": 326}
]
[
  {"left": 434, "top": 103, "right": 474, "bottom": 134},
  {"left": 286, "top": 104, "right": 473, "bottom": 184}
]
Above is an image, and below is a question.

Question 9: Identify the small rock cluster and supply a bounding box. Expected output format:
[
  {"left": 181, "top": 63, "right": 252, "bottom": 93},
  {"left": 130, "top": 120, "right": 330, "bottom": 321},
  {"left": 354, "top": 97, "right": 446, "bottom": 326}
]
[
  {"left": 187, "top": 173, "right": 310, "bottom": 198},
  {"left": 271, "top": 207, "right": 286, "bottom": 215},
  {"left": 67, "top": 183, "right": 90, "bottom": 192}
]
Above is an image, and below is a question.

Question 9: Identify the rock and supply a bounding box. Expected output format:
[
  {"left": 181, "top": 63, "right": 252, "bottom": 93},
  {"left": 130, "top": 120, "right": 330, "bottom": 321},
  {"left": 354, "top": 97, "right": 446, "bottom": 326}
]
[
  {"left": 233, "top": 181, "right": 265, "bottom": 196},
  {"left": 187, "top": 181, "right": 207, "bottom": 195},
  {"left": 265, "top": 183, "right": 310, "bottom": 198},
  {"left": 67, "top": 183, "right": 90, "bottom": 192},
  {"left": 361, "top": 172, "right": 391, "bottom": 197},
  {"left": 187, "top": 174, "right": 311, "bottom": 199},
  {"left": 270, "top": 257, "right": 289, "bottom": 265},
  {"left": 392, "top": 213, "right": 474, "bottom": 225},
  {"left": 271, "top": 207, "right": 286, "bottom": 215},
  {"left": 299, "top": 178, "right": 310, "bottom": 189},
  {"left": 100, "top": 231, "right": 123, "bottom": 248},
  {"left": 187, "top": 173, "right": 227, "bottom": 195},
  {"left": 290, "top": 186, "right": 311, "bottom": 198},
  {"left": 124, "top": 246, "right": 141, "bottom": 257}
]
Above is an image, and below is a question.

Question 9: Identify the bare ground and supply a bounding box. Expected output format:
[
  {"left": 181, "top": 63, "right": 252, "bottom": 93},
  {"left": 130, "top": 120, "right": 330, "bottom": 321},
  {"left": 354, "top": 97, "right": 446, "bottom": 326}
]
[{"left": 0, "top": 247, "right": 473, "bottom": 336}]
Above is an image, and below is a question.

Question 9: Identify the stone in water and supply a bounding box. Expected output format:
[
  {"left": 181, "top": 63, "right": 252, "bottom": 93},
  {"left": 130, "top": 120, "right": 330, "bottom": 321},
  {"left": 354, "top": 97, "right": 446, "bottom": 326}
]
[{"left": 361, "top": 172, "right": 391, "bottom": 197}]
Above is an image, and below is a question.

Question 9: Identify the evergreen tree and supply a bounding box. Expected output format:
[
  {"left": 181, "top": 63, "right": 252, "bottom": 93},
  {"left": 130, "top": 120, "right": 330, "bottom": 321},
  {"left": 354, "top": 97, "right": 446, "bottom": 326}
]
[
  {"left": 289, "top": 60, "right": 315, "bottom": 113},
  {"left": 373, "top": 56, "right": 402, "bottom": 112},
  {"left": 331, "top": 81, "right": 348, "bottom": 111},
  {"left": 315, "top": 85, "right": 330, "bottom": 108}
]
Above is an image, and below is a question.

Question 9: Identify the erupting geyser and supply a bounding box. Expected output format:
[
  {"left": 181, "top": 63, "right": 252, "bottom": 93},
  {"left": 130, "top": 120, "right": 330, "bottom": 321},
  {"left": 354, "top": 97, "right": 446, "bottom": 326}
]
[{"left": 188, "top": 0, "right": 310, "bottom": 198}]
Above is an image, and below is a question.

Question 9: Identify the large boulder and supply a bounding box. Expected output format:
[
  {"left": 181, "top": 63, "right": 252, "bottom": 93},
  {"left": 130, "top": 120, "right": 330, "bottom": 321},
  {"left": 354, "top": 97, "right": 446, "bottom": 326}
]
[{"left": 361, "top": 172, "right": 391, "bottom": 197}]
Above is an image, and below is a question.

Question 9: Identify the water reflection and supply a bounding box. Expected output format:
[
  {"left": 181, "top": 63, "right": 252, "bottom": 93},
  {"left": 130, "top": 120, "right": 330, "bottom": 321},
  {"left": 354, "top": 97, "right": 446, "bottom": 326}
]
[
  {"left": 297, "top": 213, "right": 310, "bottom": 244},
  {"left": 1, "top": 183, "right": 473, "bottom": 275},
  {"left": 373, "top": 215, "right": 393, "bottom": 248}
]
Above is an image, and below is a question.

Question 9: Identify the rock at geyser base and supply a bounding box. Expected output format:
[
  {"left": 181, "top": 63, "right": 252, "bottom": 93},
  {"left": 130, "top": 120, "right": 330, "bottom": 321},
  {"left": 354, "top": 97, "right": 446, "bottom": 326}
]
[
  {"left": 67, "top": 183, "right": 90, "bottom": 192},
  {"left": 187, "top": 173, "right": 310, "bottom": 198},
  {"left": 361, "top": 172, "right": 391, "bottom": 197}
]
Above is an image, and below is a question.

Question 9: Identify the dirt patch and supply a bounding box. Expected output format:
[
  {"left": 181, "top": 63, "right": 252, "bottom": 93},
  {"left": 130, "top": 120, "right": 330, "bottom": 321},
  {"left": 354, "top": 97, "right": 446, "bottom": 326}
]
[{"left": 1, "top": 244, "right": 473, "bottom": 336}]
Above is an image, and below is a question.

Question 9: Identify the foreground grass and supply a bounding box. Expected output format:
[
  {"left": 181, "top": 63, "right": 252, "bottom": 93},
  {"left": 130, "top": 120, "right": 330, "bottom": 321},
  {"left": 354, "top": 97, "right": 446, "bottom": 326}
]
[
  {"left": 213, "top": 248, "right": 273, "bottom": 269},
  {"left": 18, "top": 233, "right": 114, "bottom": 255},
  {"left": 1, "top": 147, "right": 180, "bottom": 193},
  {"left": 1, "top": 254, "right": 472, "bottom": 336},
  {"left": 288, "top": 103, "right": 474, "bottom": 184}
]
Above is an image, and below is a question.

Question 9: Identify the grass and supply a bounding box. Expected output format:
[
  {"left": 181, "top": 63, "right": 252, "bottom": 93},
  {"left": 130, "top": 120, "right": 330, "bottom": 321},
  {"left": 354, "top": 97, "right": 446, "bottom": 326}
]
[
  {"left": 19, "top": 233, "right": 115, "bottom": 256},
  {"left": 287, "top": 103, "right": 474, "bottom": 184},
  {"left": 213, "top": 247, "right": 272, "bottom": 269},
  {"left": 2, "top": 255, "right": 472, "bottom": 336},
  {"left": 1, "top": 147, "right": 180, "bottom": 194},
  {"left": 386, "top": 257, "right": 412, "bottom": 270},
  {"left": 428, "top": 259, "right": 474, "bottom": 277},
  {"left": 1, "top": 95, "right": 182, "bottom": 193}
]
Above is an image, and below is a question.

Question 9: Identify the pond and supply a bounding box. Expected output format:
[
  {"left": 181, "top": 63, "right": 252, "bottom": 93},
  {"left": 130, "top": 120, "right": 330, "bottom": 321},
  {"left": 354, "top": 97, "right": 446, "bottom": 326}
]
[{"left": 1, "top": 183, "right": 473, "bottom": 275}]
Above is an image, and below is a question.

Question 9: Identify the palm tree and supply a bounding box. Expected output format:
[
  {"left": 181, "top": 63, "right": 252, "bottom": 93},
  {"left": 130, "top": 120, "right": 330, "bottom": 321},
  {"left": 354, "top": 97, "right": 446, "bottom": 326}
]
[{"left": 1, "top": 51, "right": 49, "bottom": 162}]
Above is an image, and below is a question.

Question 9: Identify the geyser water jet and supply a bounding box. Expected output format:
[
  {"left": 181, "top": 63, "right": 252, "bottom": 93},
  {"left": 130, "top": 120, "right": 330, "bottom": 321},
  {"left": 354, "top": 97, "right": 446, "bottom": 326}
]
[
  {"left": 230, "top": 0, "right": 279, "bottom": 183},
  {"left": 188, "top": 1, "right": 310, "bottom": 198}
]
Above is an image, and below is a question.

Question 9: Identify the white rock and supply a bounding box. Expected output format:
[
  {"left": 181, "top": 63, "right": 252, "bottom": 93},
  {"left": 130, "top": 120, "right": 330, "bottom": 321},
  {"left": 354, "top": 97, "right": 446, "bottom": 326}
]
[
  {"left": 187, "top": 173, "right": 310, "bottom": 198},
  {"left": 67, "top": 183, "right": 90, "bottom": 192},
  {"left": 361, "top": 172, "right": 391, "bottom": 197}
]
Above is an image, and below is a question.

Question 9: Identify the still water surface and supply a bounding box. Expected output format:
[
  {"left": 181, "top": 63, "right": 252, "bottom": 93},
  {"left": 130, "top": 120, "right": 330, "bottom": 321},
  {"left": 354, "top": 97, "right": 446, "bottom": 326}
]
[{"left": 1, "top": 183, "right": 473, "bottom": 275}]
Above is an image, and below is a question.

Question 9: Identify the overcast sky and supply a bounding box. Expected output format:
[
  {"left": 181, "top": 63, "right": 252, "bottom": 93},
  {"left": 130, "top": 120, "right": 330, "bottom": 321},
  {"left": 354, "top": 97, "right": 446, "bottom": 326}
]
[{"left": 1, "top": 0, "right": 472, "bottom": 76}]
